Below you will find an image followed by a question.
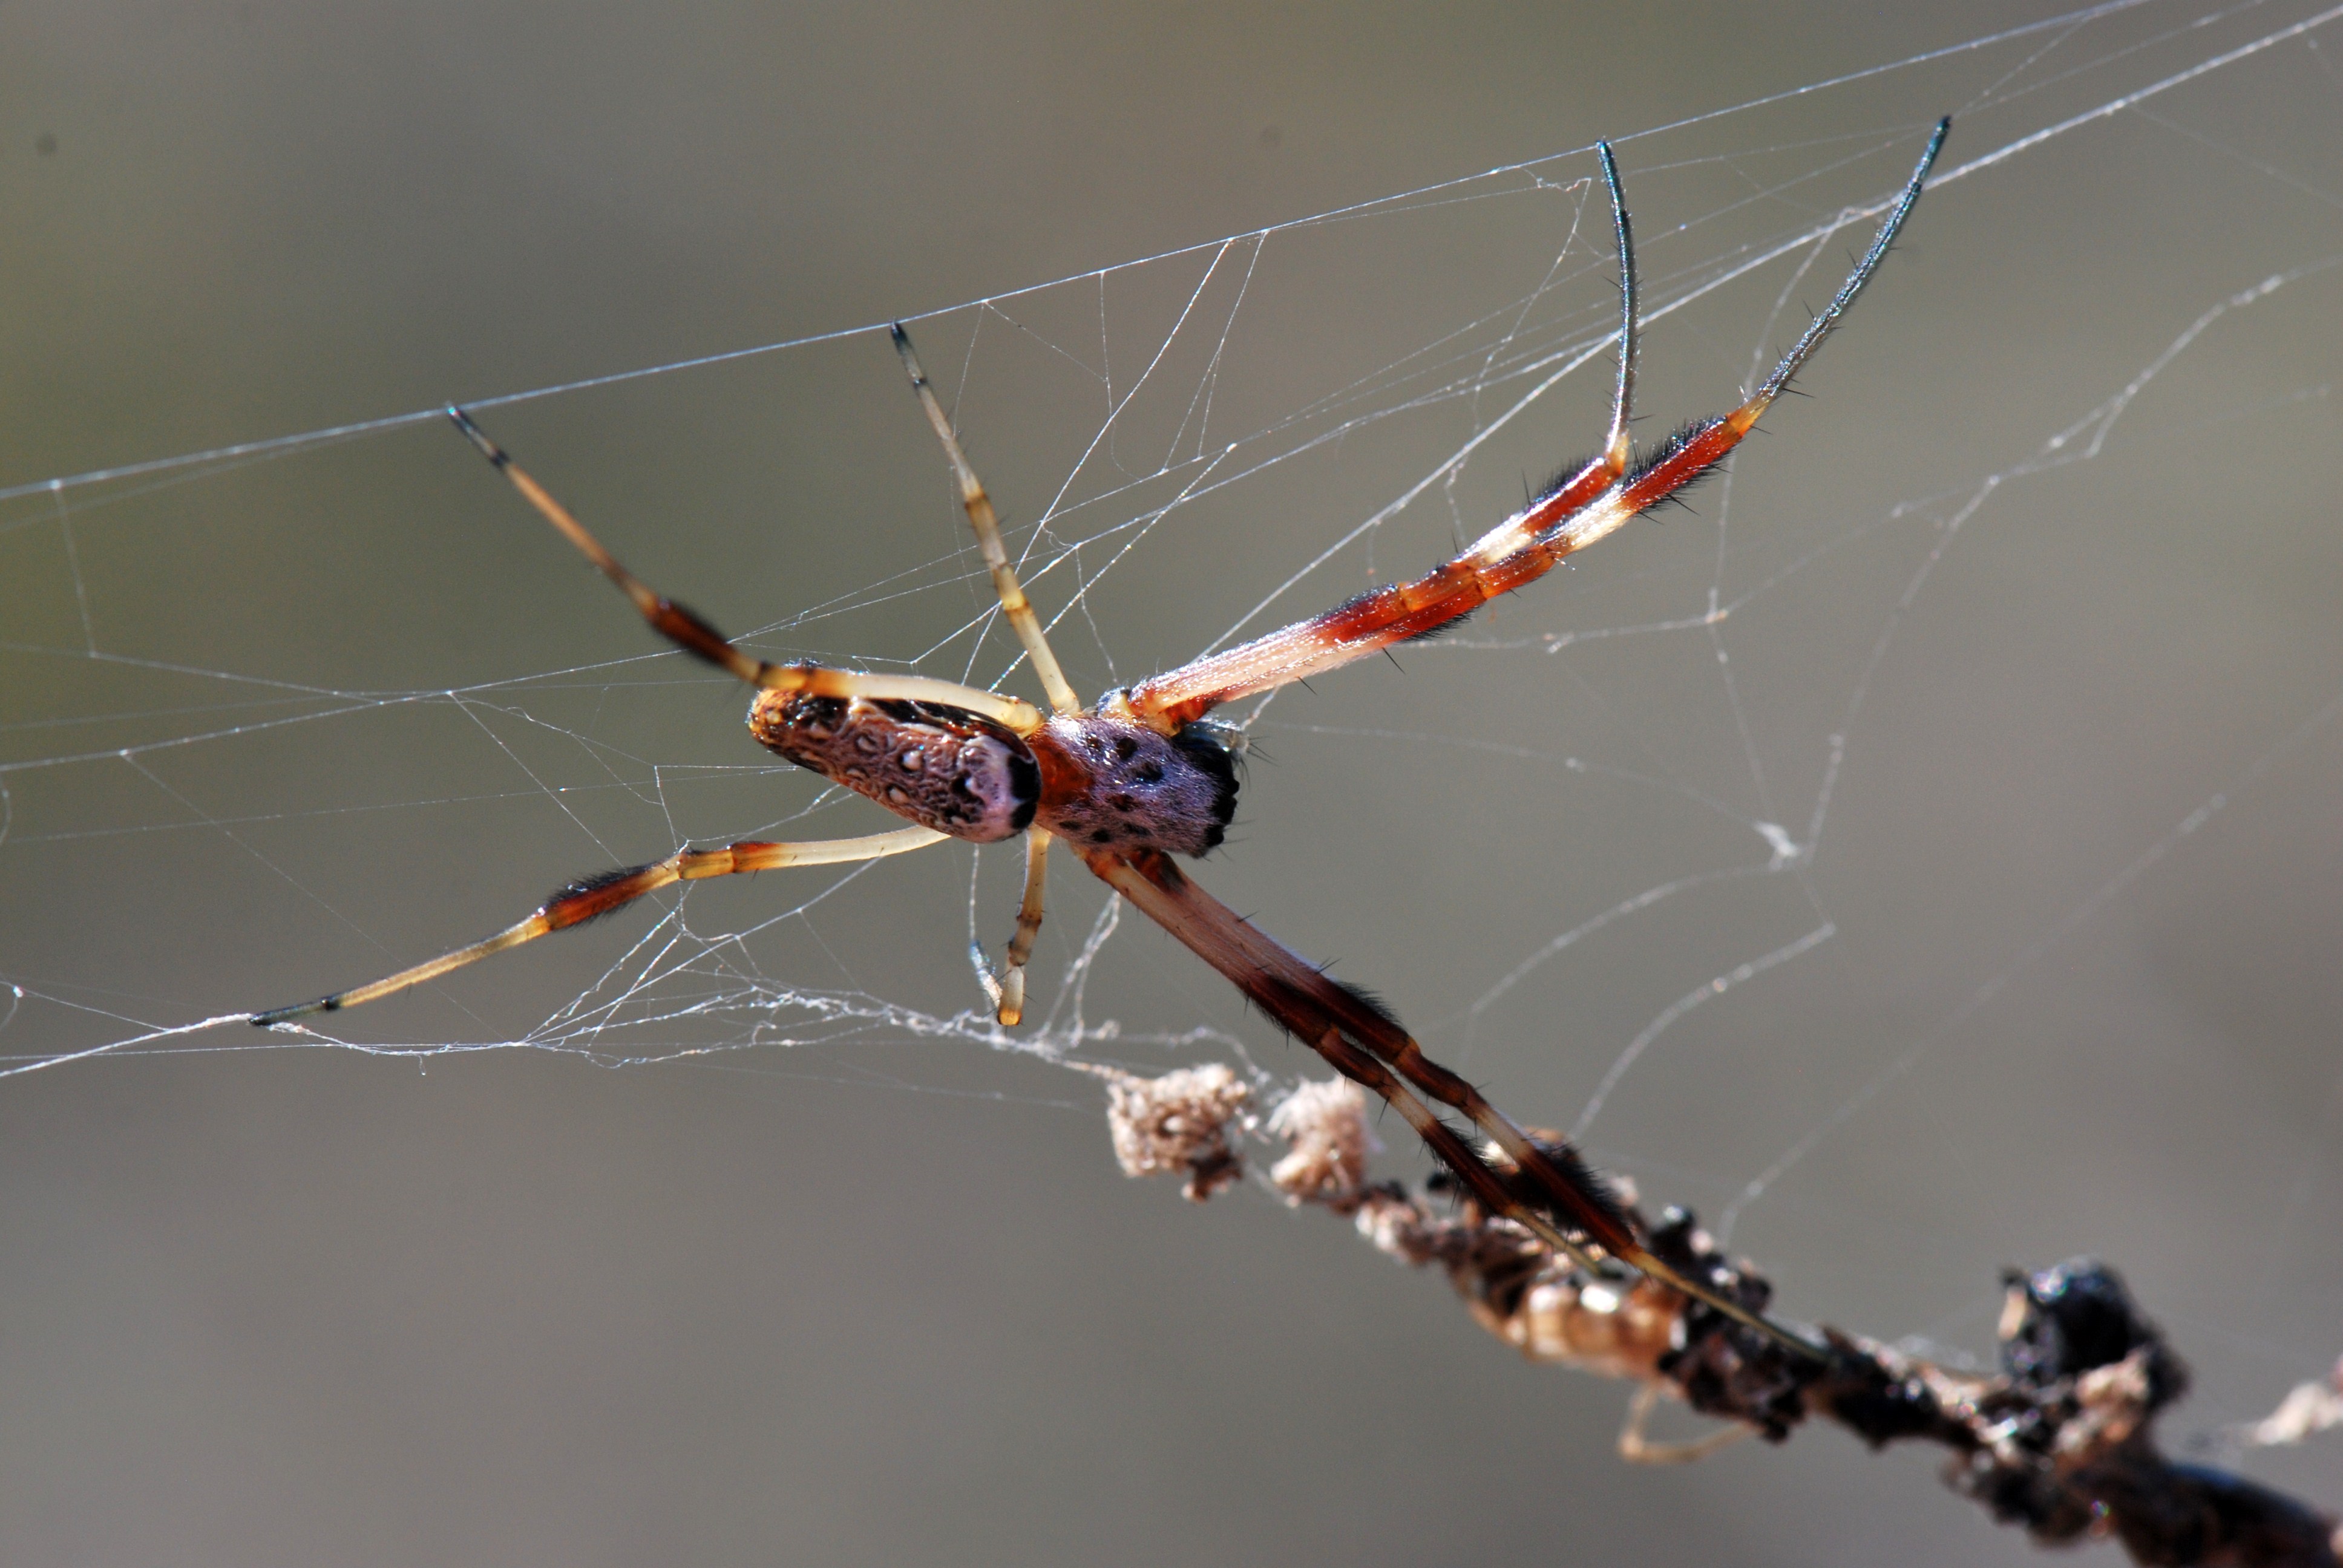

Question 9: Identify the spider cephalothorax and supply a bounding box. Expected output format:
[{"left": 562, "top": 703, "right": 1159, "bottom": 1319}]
[
  {"left": 750, "top": 687, "right": 1239, "bottom": 857},
  {"left": 1025, "top": 712, "right": 1239, "bottom": 856},
  {"left": 254, "top": 122, "right": 1950, "bottom": 1359}
]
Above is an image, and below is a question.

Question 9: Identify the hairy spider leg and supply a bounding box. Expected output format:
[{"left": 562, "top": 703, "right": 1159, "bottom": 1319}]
[
  {"left": 1121, "top": 119, "right": 1948, "bottom": 733},
  {"left": 1595, "top": 137, "right": 1639, "bottom": 482},
  {"left": 445, "top": 407, "right": 1044, "bottom": 735},
  {"left": 251, "top": 826, "right": 945, "bottom": 1025},
  {"left": 1081, "top": 844, "right": 1826, "bottom": 1357},
  {"left": 893, "top": 323, "right": 1087, "bottom": 1022},
  {"left": 1539, "top": 114, "right": 1950, "bottom": 563}
]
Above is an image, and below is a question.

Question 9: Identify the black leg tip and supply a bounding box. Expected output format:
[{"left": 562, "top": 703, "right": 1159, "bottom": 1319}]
[
  {"left": 1920, "top": 117, "right": 1951, "bottom": 172},
  {"left": 444, "top": 407, "right": 507, "bottom": 466},
  {"left": 889, "top": 324, "right": 929, "bottom": 383},
  {"left": 250, "top": 996, "right": 334, "bottom": 1027}
]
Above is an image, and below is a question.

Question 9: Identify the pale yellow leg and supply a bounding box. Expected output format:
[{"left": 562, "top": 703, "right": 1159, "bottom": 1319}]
[
  {"left": 990, "top": 827, "right": 1053, "bottom": 1026},
  {"left": 254, "top": 826, "right": 946, "bottom": 1026},
  {"left": 890, "top": 325, "right": 1084, "bottom": 717},
  {"left": 449, "top": 406, "right": 1043, "bottom": 735}
]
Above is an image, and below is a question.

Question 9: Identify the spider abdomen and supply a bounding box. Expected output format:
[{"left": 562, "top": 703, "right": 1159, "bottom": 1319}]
[
  {"left": 747, "top": 693, "right": 1039, "bottom": 843},
  {"left": 1027, "top": 714, "right": 1238, "bottom": 857}
]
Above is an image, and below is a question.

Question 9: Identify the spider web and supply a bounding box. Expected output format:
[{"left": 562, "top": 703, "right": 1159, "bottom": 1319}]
[{"left": 4, "top": 4, "right": 2341, "bottom": 1564}]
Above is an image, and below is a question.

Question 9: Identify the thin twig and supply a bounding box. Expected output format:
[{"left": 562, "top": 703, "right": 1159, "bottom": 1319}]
[{"left": 1101, "top": 1068, "right": 2342, "bottom": 1568}]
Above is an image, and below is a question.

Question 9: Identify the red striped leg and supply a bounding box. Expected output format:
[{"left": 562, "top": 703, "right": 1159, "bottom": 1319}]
[
  {"left": 1121, "top": 120, "right": 1947, "bottom": 734},
  {"left": 1537, "top": 117, "right": 1951, "bottom": 566},
  {"left": 252, "top": 825, "right": 945, "bottom": 1026}
]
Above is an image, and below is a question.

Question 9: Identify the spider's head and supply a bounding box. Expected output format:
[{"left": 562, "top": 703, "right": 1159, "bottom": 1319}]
[{"left": 1027, "top": 713, "right": 1239, "bottom": 858}]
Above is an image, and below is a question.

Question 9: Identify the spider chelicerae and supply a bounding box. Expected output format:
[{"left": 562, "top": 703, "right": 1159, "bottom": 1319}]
[{"left": 256, "top": 119, "right": 1950, "bottom": 1353}]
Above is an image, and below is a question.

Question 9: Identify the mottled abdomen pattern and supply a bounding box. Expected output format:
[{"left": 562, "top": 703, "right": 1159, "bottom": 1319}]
[
  {"left": 748, "top": 693, "right": 1039, "bottom": 843},
  {"left": 748, "top": 691, "right": 1241, "bottom": 860}
]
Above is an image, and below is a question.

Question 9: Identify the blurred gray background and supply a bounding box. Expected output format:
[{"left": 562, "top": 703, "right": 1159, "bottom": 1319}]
[{"left": 2, "top": 3, "right": 2339, "bottom": 1565}]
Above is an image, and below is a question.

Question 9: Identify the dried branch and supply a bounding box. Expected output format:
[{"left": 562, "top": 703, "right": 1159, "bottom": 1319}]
[{"left": 1098, "top": 1067, "right": 2342, "bottom": 1568}]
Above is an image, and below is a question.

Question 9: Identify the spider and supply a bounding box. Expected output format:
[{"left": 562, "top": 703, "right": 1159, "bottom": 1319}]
[{"left": 255, "top": 119, "right": 1950, "bottom": 1354}]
